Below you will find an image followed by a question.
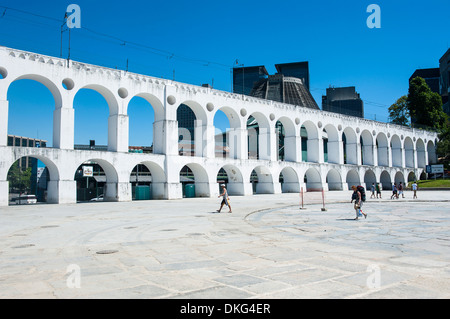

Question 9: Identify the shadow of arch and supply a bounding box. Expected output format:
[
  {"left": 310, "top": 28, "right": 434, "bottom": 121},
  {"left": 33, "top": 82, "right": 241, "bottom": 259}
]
[
  {"left": 180, "top": 163, "right": 210, "bottom": 197},
  {"left": 346, "top": 169, "right": 360, "bottom": 190},
  {"left": 326, "top": 168, "right": 342, "bottom": 191},
  {"left": 217, "top": 164, "right": 244, "bottom": 196},
  {"left": 250, "top": 165, "right": 274, "bottom": 194},
  {"left": 304, "top": 167, "right": 321, "bottom": 191},
  {"left": 279, "top": 166, "right": 299, "bottom": 193},
  {"left": 73, "top": 158, "right": 118, "bottom": 202}
]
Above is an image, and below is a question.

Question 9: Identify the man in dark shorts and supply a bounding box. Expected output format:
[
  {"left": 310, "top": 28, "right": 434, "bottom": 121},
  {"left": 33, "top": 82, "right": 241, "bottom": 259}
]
[{"left": 217, "top": 184, "right": 232, "bottom": 213}]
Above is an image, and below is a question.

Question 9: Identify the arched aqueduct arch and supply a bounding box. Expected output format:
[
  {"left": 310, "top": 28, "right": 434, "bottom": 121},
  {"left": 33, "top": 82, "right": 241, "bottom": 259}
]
[{"left": 0, "top": 46, "right": 440, "bottom": 205}]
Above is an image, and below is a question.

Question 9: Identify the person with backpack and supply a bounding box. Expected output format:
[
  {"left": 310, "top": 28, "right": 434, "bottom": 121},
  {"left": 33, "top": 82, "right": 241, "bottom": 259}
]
[{"left": 351, "top": 185, "right": 367, "bottom": 220}]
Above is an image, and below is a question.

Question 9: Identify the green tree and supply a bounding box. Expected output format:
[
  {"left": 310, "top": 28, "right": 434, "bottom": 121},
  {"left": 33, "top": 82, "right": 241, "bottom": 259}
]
[
  {"left": 388, "top": 95, "right": 409, "bottom": 126},
  {"left": 7, "top": 161, "right": 32, "bottom": 193},
  {"left": 436, "top": 116, "right": 450, "bottom": 168},
  {"left": 407, "top": 77, "right": 447, "bottom": 130}
]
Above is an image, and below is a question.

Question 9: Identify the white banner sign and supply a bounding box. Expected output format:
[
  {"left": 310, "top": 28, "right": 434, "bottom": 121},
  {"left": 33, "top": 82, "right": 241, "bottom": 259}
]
[{"left": 82, "top": 166, "right": 93, "bottom": 177}]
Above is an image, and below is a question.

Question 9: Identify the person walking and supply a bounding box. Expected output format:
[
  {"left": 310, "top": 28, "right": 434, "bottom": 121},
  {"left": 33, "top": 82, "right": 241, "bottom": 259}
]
[
  {"left": 217, "top": 184, "right": 232, "bottom": 213},
  {"left": 398, "top": 182, "right": 405, "bottom": 198},
  {"left": 391, "top": 183, "right": 398, "bottom": 199},
  {"left": 370, "top": 183, "right": 376, "bottom": 199},
  {"left": 375, "top": 182, "right": 382, "bottom": 199},
  {"left": 351, "top": 185, "right": 367, "bottom": 220},
  {"left": 412, "top": 181, "right": 418, "bottom": 199}
]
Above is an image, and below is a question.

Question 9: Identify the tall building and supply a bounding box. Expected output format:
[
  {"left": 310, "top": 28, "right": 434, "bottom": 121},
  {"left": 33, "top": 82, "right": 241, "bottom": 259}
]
[
  {"left": 409, "top": 68, "right": 441, "bottom": 95},
  {"left": 250, "top": 74, "right": 319, "bottom": 109},
  {"left": 232, "top": 61, "right": 319, "bottom": 109},
  {"left": 275, "top": 62, "right": 310, "bottom": 90},
  {"left": 439, "top": 48, "right": 450, "bottom": 115},
  {"left": 232, "top": 65, "right": 268, "bottom": 96},
  {"left": 322, "top": 86, "right": 364, "bottom": 118}
]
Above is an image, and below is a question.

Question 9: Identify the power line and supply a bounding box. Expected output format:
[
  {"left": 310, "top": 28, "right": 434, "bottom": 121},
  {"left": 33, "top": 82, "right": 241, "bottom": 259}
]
[
  {"left": 0, "top": 5, "right": 396, "bottom": 112},
  {"left": 0, "top": 5, "right": 232, "bottom": 71}
]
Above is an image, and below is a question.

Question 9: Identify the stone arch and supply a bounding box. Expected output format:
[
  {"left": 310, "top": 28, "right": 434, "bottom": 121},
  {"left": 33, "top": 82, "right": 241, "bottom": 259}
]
[
  {"left": 323, "top": 124, "right": 340, "bottom": 164},
  {"left": 217, "top": 164, "right": 244, "bottom": 196},
  {"left": 390, "top": 134, "right": 402, "bottom": 167},
  {"left": 179, "top": 163, "right": 210, "bottom": 197},
  {"left": 214, "top": 106, "right": 241, "bottom": 159},
  {"left": 427, "top": 140, "right": 437, "bottom": 164},
  {"left": 376, "top": 132, "right": 389, "bottom": 167},
  {"left": 81, "top": 84, "right": 119, "bottom": 116},
  {"left": 380, "top": 170, "right": 392, "bottom": 190},
  {"left": 304, "top": 167, "right": 322, "bottom": 191},
  {"left": 326, "top": 168, "right": 342, "bottom": 191},
  {"left": 279, "top": 166, "right": 299, "bottom": 193},
  {"left": 75, "top": 84, "right": 121, "bottom": 151},
  {"left": 127, "top": 93, "right": 164, "bottom": 153},
  {"left": 215, "top": 106, "right": 241, "bottom": 129},
  {"left": 301, "top": 120, "right": 320, "bottom": 163},
  {"left": 73, "top": 158, "right": 119, "bottom": 202},
  {"left": 5, "top": 154, "right": 60, "bottom": 204},
  {"left": 129, "top": 160, "right": 166, "bottom": 200},
  {"left": 343, "top": 127, "right": 358, "bottom": 165},
  {"left": 7, "top": 75, "right": 61, "bottom": 147},
  {"left": 363, "top": 169, "right": 377, "bottom": 189},
  {"left": 360, "top": 129, "right": 374, "bottom": 166},
  {"left": 416, "top": 138, "right": 426, "bottom": 168},
  {"left": 346, "top": 169, "right": 360, "bottom": 190},
  {"left": 177, "top": 100, "right": 208, "bottom": 124},
  {"left": 404, "top": 137, "right": 414, "bottom": 168},
  {"left": 12, "top": 74, "right": 62, "bottom": 108},
  {"left": 177, "top": 101, "right": 209, "bottom": 157},
  {"left": 247, "top": 112, "right": 271, "bottom": 160},
  {"left": 250, "top": 165, "right": 274, "bottom": 194},
  {"left": 407, "top": 171, "right": 416, "bottom": 183},
  {"left": 394, "top": 171, "right": 405, "bottom": 185},
  {"left": 130, "top": 93, "right": 165, "bottom": 122},
  {"left": 276, "top": 116, "right": 297, "bottom": 162}
]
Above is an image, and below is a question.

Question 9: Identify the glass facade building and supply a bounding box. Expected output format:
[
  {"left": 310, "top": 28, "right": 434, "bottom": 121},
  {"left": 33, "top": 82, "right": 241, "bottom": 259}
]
[
  {"left": 322, "top": 86, "right": 364, "bottom": 118},
  {"left": 439, "top": 48, "right": 450, "bottom": 115},
  {"left": 275, "top": 62, "right": 310, "bottom": 91},
  {"left": 232, "top": 65, "right": 268, "bottom": 96}
]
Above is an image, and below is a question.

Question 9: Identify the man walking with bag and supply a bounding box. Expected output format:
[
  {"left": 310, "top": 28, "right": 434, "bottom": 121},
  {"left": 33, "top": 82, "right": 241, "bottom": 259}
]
[{"left": 351, "top": 185, "right": 367, "bottom": 220}]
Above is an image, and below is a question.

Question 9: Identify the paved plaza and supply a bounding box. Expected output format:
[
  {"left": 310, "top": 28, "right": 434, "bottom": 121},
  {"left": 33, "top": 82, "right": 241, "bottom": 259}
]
[{"left": 0, "top": 190, "right": 449, "bottom": 299}]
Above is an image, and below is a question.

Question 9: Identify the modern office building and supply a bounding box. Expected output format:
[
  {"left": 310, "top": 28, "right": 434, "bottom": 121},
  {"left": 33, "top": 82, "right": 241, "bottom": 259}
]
[
  {"left": 439, "top": 48, "right": 450, "bottom": 115},
  {"left": 232, "top": 65, "right": 268, "bottom": 96},
  {"left": 322, "top": 86, "right": 364, "bottom": 118},
  {"left": 409, "top": 68, "right": 441, "bottom": 95}
]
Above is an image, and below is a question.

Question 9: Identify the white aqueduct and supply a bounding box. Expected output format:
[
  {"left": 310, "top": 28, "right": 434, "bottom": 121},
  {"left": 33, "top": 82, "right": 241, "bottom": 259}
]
[{"left": 0, "top": 46, "right": 439, "bottom": 206}]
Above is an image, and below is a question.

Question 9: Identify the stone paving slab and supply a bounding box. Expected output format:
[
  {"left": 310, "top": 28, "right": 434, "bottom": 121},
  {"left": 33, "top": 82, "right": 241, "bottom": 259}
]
[{"left": 0, "top": 190, "right": 449, "bottom": 299}]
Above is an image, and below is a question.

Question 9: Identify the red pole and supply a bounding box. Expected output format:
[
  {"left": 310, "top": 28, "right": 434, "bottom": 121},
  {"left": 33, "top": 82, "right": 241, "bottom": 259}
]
[
  {"left": 300, "top": 187, "right": 306, "bottom": 210},
  {"left": 321, "top": 188, "right": 327, "bottom": 211}
]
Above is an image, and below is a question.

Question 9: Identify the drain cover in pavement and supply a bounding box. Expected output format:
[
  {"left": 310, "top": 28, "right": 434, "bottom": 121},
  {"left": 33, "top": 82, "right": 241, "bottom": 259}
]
[
  {"left": 96, "top": 249, "right": 118, "bottom": 255},
  {"left": 12, "top": 244, "right": 35, "bottom": 249}
]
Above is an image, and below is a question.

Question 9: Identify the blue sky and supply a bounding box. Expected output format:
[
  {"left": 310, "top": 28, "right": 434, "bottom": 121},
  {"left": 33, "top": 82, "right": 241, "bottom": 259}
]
[{"left": 1, "top": 0, "right": 449, "bottom": 146}]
